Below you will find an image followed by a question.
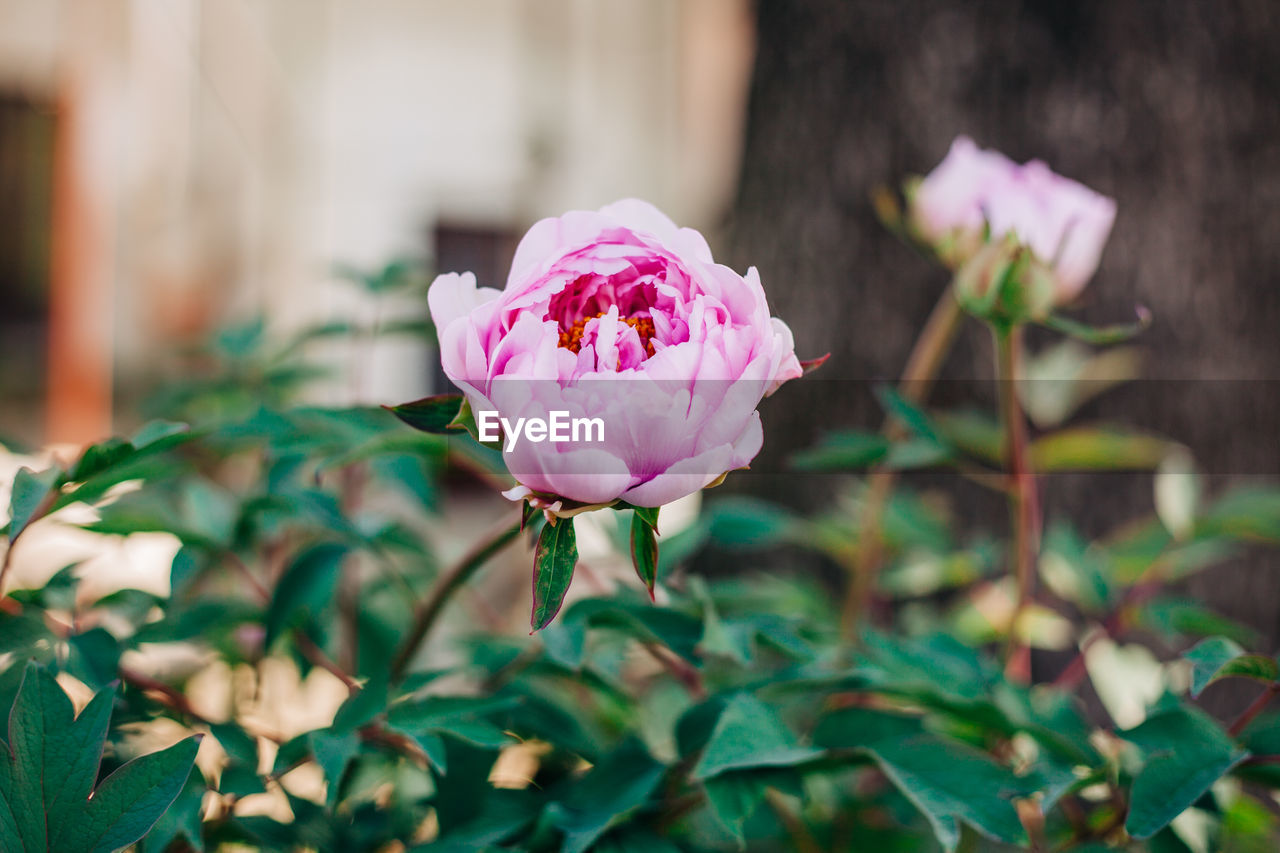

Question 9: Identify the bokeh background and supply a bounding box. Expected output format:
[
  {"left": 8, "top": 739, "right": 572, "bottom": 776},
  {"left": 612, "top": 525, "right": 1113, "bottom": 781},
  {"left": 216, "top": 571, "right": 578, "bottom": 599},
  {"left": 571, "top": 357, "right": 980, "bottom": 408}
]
[{"left": 2, "top": 1, "right": 1279, "bottom": 682}]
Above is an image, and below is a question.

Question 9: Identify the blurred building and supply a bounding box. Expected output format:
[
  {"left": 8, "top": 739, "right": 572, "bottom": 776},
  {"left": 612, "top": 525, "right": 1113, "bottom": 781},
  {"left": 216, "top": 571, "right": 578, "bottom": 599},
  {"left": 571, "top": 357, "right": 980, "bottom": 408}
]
[{"left": 0, "top": 0, "right": 753, "bottom": 446}]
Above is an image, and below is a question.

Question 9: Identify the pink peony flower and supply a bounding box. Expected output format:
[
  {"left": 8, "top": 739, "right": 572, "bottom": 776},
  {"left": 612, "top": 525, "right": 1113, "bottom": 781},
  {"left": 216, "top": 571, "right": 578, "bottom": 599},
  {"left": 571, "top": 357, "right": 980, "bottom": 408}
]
[
  {"left": 428, "top": 199, "right": 802, "bottom": 508},
  {"left": 912, "top": 136, "right": 1117, "bottom": 302}
]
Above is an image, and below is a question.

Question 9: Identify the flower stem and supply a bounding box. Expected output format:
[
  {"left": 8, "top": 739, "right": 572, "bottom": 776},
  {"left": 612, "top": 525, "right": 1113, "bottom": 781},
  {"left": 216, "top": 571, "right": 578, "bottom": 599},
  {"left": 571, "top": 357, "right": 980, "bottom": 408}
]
[
  {"left": 841, "top": 286, "right": 964, "bottom": 639},
  {"left": 1229, "top": 682, "right": 1280, "bottom": 737},
  {"left": 996, "top": 325, "right": 1040, "bottom": 683},
  {"left": 390, "top": 512, "right": 523, "bottom": 681}
]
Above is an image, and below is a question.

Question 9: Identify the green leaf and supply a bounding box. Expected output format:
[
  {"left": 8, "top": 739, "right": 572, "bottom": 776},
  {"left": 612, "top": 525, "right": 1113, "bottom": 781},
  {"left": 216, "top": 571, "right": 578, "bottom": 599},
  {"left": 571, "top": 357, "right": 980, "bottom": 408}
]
[
  {"left": 1121, "top": 703, "right": 1248, "bottom": 839},
  {"left": 214, "top": 316, "right": 267, "bottom": 358},
  {"left": 703, "top": 771, "right": 768, "bottom": 844},
  {"left": 629, "top": 512, "right": 658, "bottom": 599},
  {"left": 385, "top": 394, "right": 466, "bottom": 434},
  {"left": 1030, "top": 427, "right": 1174, "bottom": 472},
  {"left": 812, "top": 707, "right": 925, "bottom": 750},
  {"left": 1183, "top": 637, "right": 1279, "bottom": 697},
  {"left": 8, "top": 465, "right": 60, "bottom": 542},
  {"left": 1199, "top": 486, "right": 1280, "bottom": 542},
  {"left": 0, "top": 662, "right": 200, "bottom": 853},
  {"left": 563, "top": 599, "right": 704, "bottom": 663},
  {"left": 265, "top": 542, "right": 349, "bottom": 648},
  {"left": 138, "top": 772, "right": 206, "bottom": 853},
  {"left": 387, "top": 695, "right": 519, "bottom": 752},
  {"left": 934, "top": 409, "right": 1004, "bottom": 464},
  {"left": 883, "top": 438, "right": 953, "bottom": 469},
  {"left": 546, "top": 739, "right": 665, "bottom": 853},
  {"left": 791, "top": 430, "right": 890, "bottom": 471},
  {"left": 68, "top": 439, "right": 134, "bottom": 482},
  {"left": 532, "top": 518, "right": 578, "bottom": 632},
  {"left": 67, "top": 628, "right": 122, "bottom": 689},
  {"left": 690, "top": 694, "right": 821, "bottom": 780},
  {"left": 331, "top": 679, "right": 388, "bottom": 734},
  {"left": 812, "top": 704, "right": 1034, "bottom": 850},
  {"left": 129, "top": 420, "right": 191, "bottom": 450},
  {"left": 1042, "top": 305, "right": 1151, "bottom": 345},
  {"left": 690, "top": 577, "right": 752, "bottom": 665},
  {"left": 168, "top": 545, "right": 208, "bottom": 599},
  {"left": 308, "top": 729, "right": 361, "bottom": 807},
  {"left": 1138, "top": 599, "right": 1257, "bottom": 645},
  {"left": 876, "top": 386, "right": 946, "bottom": 446},
  {"left": 863, "top": 734, "right": 1030, "bottom": 852},
  {"left": 703, "top": 497, "right": 799, "bottom": 549},
  {"left": 209, "top": 723, "right": 258, "bottom": 769},
  {"left": 622, "top": 504, "right": 660, "bottom": 530}
]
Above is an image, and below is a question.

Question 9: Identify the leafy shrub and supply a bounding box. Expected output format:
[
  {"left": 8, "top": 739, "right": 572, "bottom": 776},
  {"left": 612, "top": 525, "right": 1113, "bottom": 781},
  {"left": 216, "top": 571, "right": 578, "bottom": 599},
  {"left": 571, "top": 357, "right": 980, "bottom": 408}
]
[{"left": 4, "top": 244, "right": 1280, "bottom": 853}]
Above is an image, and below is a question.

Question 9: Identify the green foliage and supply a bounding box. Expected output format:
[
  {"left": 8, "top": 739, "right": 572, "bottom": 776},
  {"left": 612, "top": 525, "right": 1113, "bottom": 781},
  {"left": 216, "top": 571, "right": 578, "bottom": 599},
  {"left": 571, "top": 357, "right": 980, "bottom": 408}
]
[
  {"left": 0, "top": 663, "right": 200, "bottom": 853},
  {"left": 532, "top": 517, "right": 579, "bottom": 631},
  {"left": 629, "top": 510, "right": 659, "bottom": 598},
  {"left": 1183, "top": 637, "right": 1279, "bottom": 698},
  {"left": 4, "top": 257, "right": 1280, "bottom": 853},
  {"left": 1121, "top": 703, "right": 1248, "bottom": 839}
]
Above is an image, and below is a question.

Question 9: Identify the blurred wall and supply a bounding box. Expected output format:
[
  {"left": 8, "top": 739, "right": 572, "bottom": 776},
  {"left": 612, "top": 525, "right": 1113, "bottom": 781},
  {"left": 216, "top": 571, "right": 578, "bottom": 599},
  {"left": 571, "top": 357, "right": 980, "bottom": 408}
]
[
  {"left": 724, "top": 0, "right": 1280, "bottom": 685},
  {"left": 0, "top": 0, "right": 754, "bottom": 442}
]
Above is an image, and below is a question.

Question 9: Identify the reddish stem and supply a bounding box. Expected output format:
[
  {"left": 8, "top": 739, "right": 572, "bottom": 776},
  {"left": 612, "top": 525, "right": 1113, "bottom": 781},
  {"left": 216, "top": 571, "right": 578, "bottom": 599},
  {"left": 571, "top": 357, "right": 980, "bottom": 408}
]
[
  {"left": 1229, "top": 682, "right": 1280, "bottom": 737},
  {"left": 997, "top": 326, "right": 1040, "bottom": 683},
  {"left": 841, "top": 286, "right": 965, "bottom": 638}
]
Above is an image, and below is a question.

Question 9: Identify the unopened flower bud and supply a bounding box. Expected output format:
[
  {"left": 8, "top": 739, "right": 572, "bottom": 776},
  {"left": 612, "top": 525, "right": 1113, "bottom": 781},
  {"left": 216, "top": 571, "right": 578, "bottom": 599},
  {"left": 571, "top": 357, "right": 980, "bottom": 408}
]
[{"left": 954, "top": 235, "right": 1057, "bottom": 327}]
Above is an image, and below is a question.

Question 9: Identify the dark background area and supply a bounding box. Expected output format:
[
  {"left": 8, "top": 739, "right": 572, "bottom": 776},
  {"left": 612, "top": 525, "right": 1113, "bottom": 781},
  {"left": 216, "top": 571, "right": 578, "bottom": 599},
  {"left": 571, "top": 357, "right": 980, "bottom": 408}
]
[{"left": 719, "top": 0, "right": 1280, "bottom": 695}]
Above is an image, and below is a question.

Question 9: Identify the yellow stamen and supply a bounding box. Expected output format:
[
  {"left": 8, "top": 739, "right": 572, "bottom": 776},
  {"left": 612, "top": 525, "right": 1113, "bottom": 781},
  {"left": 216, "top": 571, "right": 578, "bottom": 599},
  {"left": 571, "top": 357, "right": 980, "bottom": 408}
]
[{"left": 558, "top": 312, "right": 656, "bottom": 357}]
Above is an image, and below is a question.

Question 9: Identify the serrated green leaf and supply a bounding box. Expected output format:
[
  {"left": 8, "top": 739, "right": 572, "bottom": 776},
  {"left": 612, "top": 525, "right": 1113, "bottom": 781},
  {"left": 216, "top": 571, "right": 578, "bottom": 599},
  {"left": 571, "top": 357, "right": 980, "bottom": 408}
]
[
  {"left": 532, "top": 518, "right": 578, "bottom": 632},
  {"left": 8, "top": 465, "right": 60, "bottom": 542},
  {"left": 1183, "top": 637, "right": 1279, "bottom": 697},
  {"left": 0, "top": 662, "right": 200, "bottom": 853},
  {"left": 690, "top": 694, "right": 820, "bottom": 780},
  {"left": 1122, "top": 703, "right": 1248, "bottom": 839},
  {"left": 386, "top": 394, "right": 466, "bottom": 434},
  {"left": 629, "top": 512, "right": 658, "bottom": 599}
]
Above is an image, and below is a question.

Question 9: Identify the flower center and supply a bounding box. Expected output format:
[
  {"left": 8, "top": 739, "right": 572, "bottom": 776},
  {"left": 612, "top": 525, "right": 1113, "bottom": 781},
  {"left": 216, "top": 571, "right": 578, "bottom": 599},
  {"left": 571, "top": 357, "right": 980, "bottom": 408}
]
[{"left": 558, "top": 312, "right": 657, "bottom": 357}]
